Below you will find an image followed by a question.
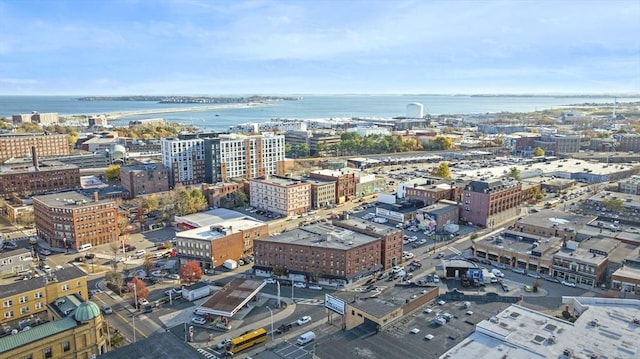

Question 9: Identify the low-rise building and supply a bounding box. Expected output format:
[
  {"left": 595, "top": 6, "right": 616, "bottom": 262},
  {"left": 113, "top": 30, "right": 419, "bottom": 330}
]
[
  {"left": 201, "top": 181, "right": 247, "bottom": 208},
  {"left": 416, "top": 201, "right": 459, "bottom": 233},
  {"left": 405, "top": 182, "right": 458, "bottom": 206},
  {"left": 0, "top": 248, "right": 33, "bottom": 278},
  {"left": 309, "top": 169, "right": 356, "bottom": 204},
  {"left": 0, "top": 158, "right": 80, "bottom": 197},
  {"left": 175, "top": 218, "right": 268, "bottom": 270},
  {"left": 253, "top": 223, "right": 383, "bottom": 285},
  {"left": 249, "top": 176, "right": 311, "bottom": 217},
  {"left": 306, "top": 178, "right": 336, "bottom": 209},
  {"left": 332, "top": 218, "right": 403, "bottom": 270},
  {"left": 33, "top": 191, "right": 118, "bottom": 251},
  {"left": 120, "top": 164, "right": 170, "bottom": 198},
  {"left": 552, "top": 240, "right": 610, "bottom": 288},
  {"left": 460, "top": 178, "right": 524, "bottom": 228}
]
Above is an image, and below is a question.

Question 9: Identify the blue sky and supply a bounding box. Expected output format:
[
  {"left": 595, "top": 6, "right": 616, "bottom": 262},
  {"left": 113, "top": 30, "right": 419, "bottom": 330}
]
[{"left": 1, "top": 0, "right": 639, "bottom": 95}]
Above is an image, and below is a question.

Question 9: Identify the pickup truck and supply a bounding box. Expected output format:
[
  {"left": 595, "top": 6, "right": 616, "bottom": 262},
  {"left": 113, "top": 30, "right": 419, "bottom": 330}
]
[{"left": 276, "top": 323, "right": 293, "bottom": 334}]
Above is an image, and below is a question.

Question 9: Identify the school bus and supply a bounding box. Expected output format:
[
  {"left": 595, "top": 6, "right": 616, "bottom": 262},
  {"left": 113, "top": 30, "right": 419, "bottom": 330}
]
[
  {"left": 226, "top": 328, "right": 268, "bottom": 356},
  {"left": 544, "top": 199, "right": 560, "bottom": 209}
]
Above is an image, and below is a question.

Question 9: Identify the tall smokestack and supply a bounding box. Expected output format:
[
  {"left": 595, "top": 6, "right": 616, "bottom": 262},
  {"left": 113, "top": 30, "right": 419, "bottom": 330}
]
[
  {"left": 93, "top": 191, "right": 99, "bottom": 202},
  {"left": 31, "top": 146, "right": 39, "bottom": 169}
]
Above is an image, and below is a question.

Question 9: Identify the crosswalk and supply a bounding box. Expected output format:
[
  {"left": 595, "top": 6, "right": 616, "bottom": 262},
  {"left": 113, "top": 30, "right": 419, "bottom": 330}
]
[
  {"left": 294, "top": 298, "right": 325, "bottom": 306},
  {"left": 197, "top": 348, "right": 218, "bottom": 359}
]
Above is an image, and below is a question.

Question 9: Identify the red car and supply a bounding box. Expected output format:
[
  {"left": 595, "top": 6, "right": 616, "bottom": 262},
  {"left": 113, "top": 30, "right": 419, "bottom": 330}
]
[{"left": 157, "top": 244, "right": 167, "bottom": 250}]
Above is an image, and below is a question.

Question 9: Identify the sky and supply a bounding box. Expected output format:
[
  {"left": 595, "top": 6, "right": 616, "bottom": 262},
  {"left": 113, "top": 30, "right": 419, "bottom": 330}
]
[{"left": 0, "top": 0, "right": 639, "bottom": 95}]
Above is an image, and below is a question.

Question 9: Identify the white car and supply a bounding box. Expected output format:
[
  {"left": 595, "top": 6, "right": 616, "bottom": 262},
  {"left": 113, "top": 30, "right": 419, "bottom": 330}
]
[
  {"left": 297, "top": 316, "right": 312, "bottom": 325},
  {"left": 264, "top": 278, "right": 277, "bottom": 284},
  {"left": 39, "top": 249, "right": 52, "bottom": 256},
  {"left": 134, "top": 250, "right": 146, "bottom": 257},
  {"left": 216, "top": 338, "right": 231, "bottom": 349},
  {"left": 293, "top": 282, "right": 306, "bottom": 288},
  {"left": 137, "top": 298, "right": 149, "bottom": 306},
  {"left": 562, "top": 280, "right": 577, "bottom": 287},
  {"left": 410, "top": 328, "right": 420, "bottom": 334},
  {"left": 308, "top": 285, "right": 322, "bottom": 290},
  {"left": 437, "top": 300, "right": 446, "bottom": 305},
  {"left": 191, "top": 317, "right": 206, "bottom": 325}
]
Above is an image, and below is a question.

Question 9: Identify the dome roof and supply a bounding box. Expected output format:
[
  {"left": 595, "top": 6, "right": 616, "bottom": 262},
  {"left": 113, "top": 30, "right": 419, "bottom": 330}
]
[
  {"left": 74, "top": 301, "right": 101, "bottom": 322},
  {"left": 112, "top": 144, "right": 126, "bottom": 154}
]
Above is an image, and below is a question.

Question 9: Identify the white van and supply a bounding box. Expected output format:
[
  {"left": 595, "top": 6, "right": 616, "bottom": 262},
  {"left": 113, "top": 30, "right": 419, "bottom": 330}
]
[
  {"left": 296, "top": 331, "right": 316, "bottom": 346},
  {"left": 78, "top": 243, "right": 93, "bottom": 252}
]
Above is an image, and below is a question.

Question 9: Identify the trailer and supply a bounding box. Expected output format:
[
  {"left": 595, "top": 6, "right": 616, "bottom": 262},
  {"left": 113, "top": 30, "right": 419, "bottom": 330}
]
[
  {"left": 182, "top": 282, "right": 212, "bottom": 301},
  {"left": 223, "top": 259, "right": 238, "bottom": 270}
]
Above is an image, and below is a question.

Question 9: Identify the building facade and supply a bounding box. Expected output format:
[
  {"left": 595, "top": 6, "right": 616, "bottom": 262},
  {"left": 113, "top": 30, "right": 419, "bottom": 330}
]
[
  {"left": 333, "top": 218, "right": 403, "bottom": 270},
  {"left": 307, "top": 179, "right": 336, "bottom": 209},
  {"left": 0, "top": 160, "right": 81, "bottom": 197},
  {"left": 120, "top": 164, "right": 170, "bottom": 198},
  {"left": 253, "top": 224, "right": 383, "bottom": 285},
  {"left": 201, "top": 181, "right": 247, "bottom": 208},
  {"left": 12, "top": 112, "right": 59, "bottom": 125},
  {"left": 160, "top": 137, "right": 206, "bottom": 187},
  {"left": 213, "top": 133, "right": 286, "bottom": 181},
  {"left": 405, "top": 183, "right": 458, "bottom": 206},
  {"left": 0, "top": 133, "right": 70, "bottom": 163},
  {"left": 249, "top": 176, "right": 311, "bottom": 217},
  {"left": 460, "top": 179, "right": 524, "bottom": 227},
  {"left": 0, "top": 248, "right": 33, "bottom": 278},
  {"left": 33, "top": 192, "right": 118, "bottom": 251},
  {"left": 309, "top": 170, "right": 356, "bottom": 204},
  {"left": 175, "top": 219, "right": 268, "bottom": 270}
]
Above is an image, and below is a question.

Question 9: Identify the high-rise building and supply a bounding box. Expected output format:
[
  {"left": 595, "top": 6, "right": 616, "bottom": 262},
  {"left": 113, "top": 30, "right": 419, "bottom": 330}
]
[{"left": 161, "top": 137, "right": 206, "bottom": 187}]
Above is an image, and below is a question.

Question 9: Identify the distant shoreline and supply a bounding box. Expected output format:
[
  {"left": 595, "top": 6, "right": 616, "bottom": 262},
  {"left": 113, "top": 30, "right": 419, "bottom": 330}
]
[{"left": 71, "top": 102, "right": 270, "bottom": 120}]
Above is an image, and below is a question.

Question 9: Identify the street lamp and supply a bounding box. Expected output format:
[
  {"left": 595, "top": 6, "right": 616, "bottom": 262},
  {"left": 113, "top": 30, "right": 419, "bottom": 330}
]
[{"left": 266, "top": 306, "right": 274, "bottom": 342}]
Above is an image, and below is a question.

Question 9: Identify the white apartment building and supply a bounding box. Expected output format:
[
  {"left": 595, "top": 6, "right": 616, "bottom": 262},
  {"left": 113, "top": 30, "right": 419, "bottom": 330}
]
[
  {"left": 217, "top": 133, "right": 285, "bottom": 180},
  {"left": 161, "top": 138, "right": 205, "bottom": 186},
  {"left": 249, "top": 176, "right": 311, "bottom": 217}
]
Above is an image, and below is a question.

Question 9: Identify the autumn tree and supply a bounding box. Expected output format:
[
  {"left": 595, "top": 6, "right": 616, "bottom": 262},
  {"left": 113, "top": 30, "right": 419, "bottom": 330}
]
[
  {"left": 179, "top": 261, "right": 203, "bottom": 285},
  {"left": 105, "top": 164, "right": 121, "bottom": 181},
  {"left": 142, "top": 258, "right": 154, "bottom": 274},
  {"left": 128, "top": 277, "right": 150, "bottom": 303},
  {"left": 432, "top": 162, "right": 452, "bottom": 179},
  {"left": 105, "top": 271, "right": 124, "bottom": 295},
  {"left": 16, "top": 211, "right": 35, "bottom": 227},
  {"left": 532, "top": 147, "right": 545, "bottom": 157}
]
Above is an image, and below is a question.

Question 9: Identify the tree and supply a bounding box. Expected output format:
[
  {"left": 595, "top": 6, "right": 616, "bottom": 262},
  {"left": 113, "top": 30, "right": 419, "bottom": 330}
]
[
  {"left": 508, "top": 167, "right": 521, "bottom": 181},
  {"left": 532, "top": 147, "right": 545, "bottom": 157},
  {"left": 602, "top": 198, "right": 624, "bottom": 212},
  {"left": 16, "top": 211, "right": 35, "bottom": 227},
  {"left": 164, "top": 240, "right": 174, "bottom": 250},
  {"left": 108, "top": 243, "right": 121, "bottom": 271},
  {"left": 105, "top": 271, "right": 124, "bottom": 295},
  {"left": 180, "top": 261, "right": 203, "bottom": 285},
  {"left": 128, "top": 277, "right": 150, "bottom": 303},
  {"left": 432, "top": 162, "right": 452, "bottom": 179},
  {"left": 142, "top": 258, "right": 154, "bottom": 274},
  {"left": 105, "top": 164, "right": 121, "bottom": 181}
]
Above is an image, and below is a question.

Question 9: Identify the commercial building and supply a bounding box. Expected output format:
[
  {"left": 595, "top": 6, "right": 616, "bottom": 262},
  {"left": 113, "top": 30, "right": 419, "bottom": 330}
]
[
  {"left": 0, "top": 133, "right": 70, "bottom": 163},
  {"left": 306, "top": 178, "right": 336, "bottom": 209},
  {"left": 460, "top": 179, "right": 524, "bottom": 228},
  {"left": 0, "top": 294, "right": 107, "bottom": 359},
  {"left": 333, "top": 218, "right": 404, "bottom": 270},
  {"left": 160, "top": 136, "right": 206, "bottom": 187},
  {"left": 416, "top": 201, "right": 460, "bottom": 233},
  {"left": 200, "top": 181, "right": 247, "bottom": 208},
  {"left": 0, "top": 266, "right": 88, "bottom": 325},
  {"left": 405, "top": 182, "right": 458, "bottom": 206},
  {"left": 12, "top": 112, "right": 59, "bottom": 125},
  {"left": 611, "top": 246, "right": 640, "bottom": 293},
  {"left": 120, "top": 164, "right": 170, "bottom": 198},
  {"left": 175, "top": 217, "right": 268, "bottom": 270},
  {"left": 249, "top": 176, "right": 311, "bottom": 217},
  {"left": 617, "top": 134, "right": 640, "bottom": 153},
  {"left": 0, "top": 156, "right": 81, "bottom": 197},
  {"left": 552, "top": 240, "right": 610, "bottom": 288},
  {"left": 3, "top": 202, "right": 33, "bottom": 225},
  {"left": 618, "top": 175, "right": 640, "bottom": 195},
  {"left": 441, "top": 298, "right": 640, "bottom": 359},
  {"left": 210, "top": 133, "right": 286, "bottom": 181},
  {"left": 309, "top": 169, "right": 356, "bottom": 204},
  {"left": 33, "top": 191, "right": 118, "bottom": 251},
  {"left": 253, "top": 223, "right": 383, "bottom": 285}
]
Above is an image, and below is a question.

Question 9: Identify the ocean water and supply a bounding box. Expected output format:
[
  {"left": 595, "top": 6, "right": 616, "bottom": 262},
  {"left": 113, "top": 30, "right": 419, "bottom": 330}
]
[{"left": 0, "top": 95, "right": 637, "bottom": 132}]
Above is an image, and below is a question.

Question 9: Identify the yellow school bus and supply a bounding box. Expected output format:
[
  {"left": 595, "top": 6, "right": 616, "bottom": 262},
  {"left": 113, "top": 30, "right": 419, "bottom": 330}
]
[{"left": 226, "top": 328, "right": 268, "bottom": 356}]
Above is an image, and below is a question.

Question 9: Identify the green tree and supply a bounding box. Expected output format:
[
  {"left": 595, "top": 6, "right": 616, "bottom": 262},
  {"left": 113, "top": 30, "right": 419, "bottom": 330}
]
[
  {"left": 508, "top": 167, "right": 521, "bottom": 180},
  {"left": 433, "top": 162, "right": 452, "bottom": 179},
  {"left": 105, "top": 164, "right": 121, "bottom": 181},
  {"left": 532, "top": 147, "right": 545, "bottom": 157},
  {"left": 16, "top": 211, "right": 35, "bottom": 227},
  {"left": 602, "top": 198, "right": 624, "bottom": 212}
]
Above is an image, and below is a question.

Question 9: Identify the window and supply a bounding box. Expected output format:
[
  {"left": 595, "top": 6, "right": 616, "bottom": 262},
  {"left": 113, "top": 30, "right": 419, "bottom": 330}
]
[
  {"left": 21, "top": 306, "right": 29, "bottom": 314},
  {"left": 62, "top": 284, "right": 69, "bottom": 291},
  {"left": 63, "top": 341, "right": 71, "bottom": 352},
  {"left": 44, "top": 347, "right": 52, "bottom": 359},
  {"left": 3, "top": 300, "right": 12, "bottom": 308},
  {"left": 35, "top": 302, "right": 43, "bottom": 309},
  {"left": 4, "top": 311, "right": 13, "bottom": 319},
  {"left": 34, "top": 292, "right": 43, "bottom": 299},
  {"left": 24, "top": 355, "right": 32, "bottom": 359},
  {"left": 19, "top": 296, "right": 27, "bottom": 304}
]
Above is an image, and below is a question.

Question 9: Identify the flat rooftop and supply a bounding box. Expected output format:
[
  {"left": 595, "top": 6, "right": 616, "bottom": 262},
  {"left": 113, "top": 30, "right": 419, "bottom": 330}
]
[
  {"left": 515, "top": 210, "right": 596, "bottom": 230},
  {"left": 0, "top": 160, "right": 78, "bottom": 174},
  {"left": 588, "top": 191, "right": 640, "bottom": 210},
  {"left": 32, "top": 191, "right": 112, "bottom": 208},
  {"left": 174, "top": 208, "right": 260, "bottom": 228},
  {"left": 199, "top": 278, "right": 265, "bottom": 317},
  {"left": 260, "top": 223, "right": 380, "bottom": 250},
  {"left": 478, "top": 230, "right": 563, "bottom": 257},
  {"left": 613, "top": 266, "right": 640, "bottom": 281},
  {"left": 176, "top": 218, "right": 266, "bottom": 241},
  {"left": 442, "top": 297, "right": 640, "bottom": 359},
  {"left": 252, "top": 176, "right": 309, "bottom": 187},
  {"left": 336, "top": 218, "right": 400, "bottom": 236},
  {"left": 0, "top": 266, "right": 86, "bottom": 298},
  {"left": 554, "top": 247, "right": 607, "bottom": 266}
]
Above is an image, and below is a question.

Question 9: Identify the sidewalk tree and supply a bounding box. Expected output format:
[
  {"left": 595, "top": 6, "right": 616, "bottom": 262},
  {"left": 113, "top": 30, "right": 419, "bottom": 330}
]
[
  {"left": 105, "top": 164, "right": 121, "bottom": 181},
  {"left": 128, "top": 277, "right": 149, "bottom": 301},
  {"left": 532, "top": 147, "right": 545, "bottom": 157},
  {"left": 179, "top": 260, "right": 203, "bottom": 285},
  {"left": 105, "top": 271, "right": 124, "bottom": 295}
]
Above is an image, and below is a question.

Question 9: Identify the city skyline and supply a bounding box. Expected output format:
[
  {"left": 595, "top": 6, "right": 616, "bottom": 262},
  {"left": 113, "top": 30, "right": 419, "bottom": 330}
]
[{"left": 1, "top": 0, "right": 639, "bottom": 96}]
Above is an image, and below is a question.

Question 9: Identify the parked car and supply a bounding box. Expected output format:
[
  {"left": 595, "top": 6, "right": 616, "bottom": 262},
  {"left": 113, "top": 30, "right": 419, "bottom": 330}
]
[
  {"left": 501, "top": 283, "right": 510, "bottom": 292},
  {"left": 276, "top": 323, "right": 293, "bottom": 334},
  {"left": 156, "top": 243, "right": 167, "bottom": 250},
  {"left": 297, "top": 316, "right": 312, "bottom": 325},
  {"left": 561, "top": 280, "right": 577, "bottom": 287},
  {"left": 308, "top": 285, "right": 322, "bottom": 290},
  {"left": 435, "top": 253, "right": 444, "bottom": 259},
  {"left": 39, "top": 249, "right": 52, "bottom": 256},
  {"left": 544, "top": 276, "right": 561, "bottom": 283},
  {"left": 134, "top": 250, "right": 146, "bottom": 257},
  {"left": 512, "top": 268, "right": 526, "bottom": 274},
  {"left": 84, "top": 253, "right": 96, "bottom": 260},
  {"left": 495, "top": 263, "right": 508, "bottom": 270},
  {"left": 192, "top": 317, "right": 206, "bottom": 325},
  {"left": 3, "top": 241, "right": 18, "bottom": 249},
  {"left": 527, "top": 272, "right": 542, "bottom": 279},
  {"left": 167, "top": 274, "right": 180, "bottom": 280},
  {"left": 293, "top": 282, "right": 306, "bottom": 288},
  {"left": 264, "top": 278, "right": 277, "bottom": 284}
]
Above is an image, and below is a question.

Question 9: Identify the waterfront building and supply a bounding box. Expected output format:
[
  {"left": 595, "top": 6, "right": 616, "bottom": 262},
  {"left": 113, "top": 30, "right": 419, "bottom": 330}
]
[
  {"left": 0, "top": 133, "right": 69, "bottom": 163},
  {"left": 12, "top": 111, "right": 59, "bottom": 125},
  {"left": 33, "top": 191, "right": 118, "bottom": 251}
]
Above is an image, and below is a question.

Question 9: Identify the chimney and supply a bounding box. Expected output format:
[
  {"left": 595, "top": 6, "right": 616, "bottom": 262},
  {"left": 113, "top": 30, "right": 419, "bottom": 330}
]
[
  {"left": 93, "top": 192, "right": 99, "bottom": 202},
  {"left": 31, "top": 146, "right": 39, "bottom": 169}
]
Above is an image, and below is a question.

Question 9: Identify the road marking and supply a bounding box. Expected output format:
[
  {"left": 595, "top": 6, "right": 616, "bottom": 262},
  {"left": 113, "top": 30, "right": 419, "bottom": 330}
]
[{"left": 197, "top": 348, "right": 218, "bottom": 358}]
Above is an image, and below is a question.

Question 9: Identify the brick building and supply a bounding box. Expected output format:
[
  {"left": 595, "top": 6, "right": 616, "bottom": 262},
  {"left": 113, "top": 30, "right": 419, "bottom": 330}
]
[
  {"left": 405, "top": 182, "right": 459, "bottom": 206},
  {"left": 12, "top": 112, "right": 59, "bottom": 125},
  {"left": 460, "top": 179, "right": 524, "bottom": 228},
  {"left": 253, "top": 223, "right": 384, "bottom": 285},
  {"left": 306, "top": 178, "right": 336, "bottom": 209},
  {"left": 175, "top": 218, "right": 268, "bottom": 270},
  {"left": 120, "top": 164, "right": 169, "bottom": 198},
  {"left": 333, "top": 218, "right": 403, "bottom": 270},
  {"left": 0, "top": 158, "right": 80, "bottom": 197},
  {"left": 0, "top": 133, "right": 70, "bottom": 163},
  {"left": 249, "top": 176, "right": 311, "bottom": 217},
  {"left": 201, "top": 181, "right": 247, "bottom": 208},
  {"left": 309, "top": 169, "right": 356, "bottom": 204},
  {"left": 33, "top": 192, "right": 118, "bottom": 251}
]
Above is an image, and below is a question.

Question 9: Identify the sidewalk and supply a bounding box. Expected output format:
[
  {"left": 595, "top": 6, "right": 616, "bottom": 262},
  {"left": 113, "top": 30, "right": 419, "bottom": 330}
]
[{"left": 190, "top": 296, "right": 297, "bottom": 349}]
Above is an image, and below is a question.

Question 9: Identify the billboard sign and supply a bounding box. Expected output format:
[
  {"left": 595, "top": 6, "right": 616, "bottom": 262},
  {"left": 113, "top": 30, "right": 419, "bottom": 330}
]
[{"left": 325, "top": 294, "right": 345, "bottom": 315}]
